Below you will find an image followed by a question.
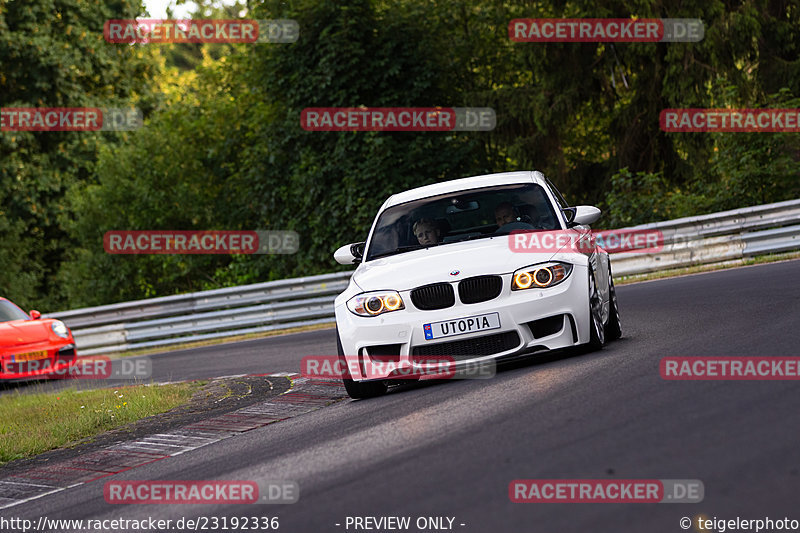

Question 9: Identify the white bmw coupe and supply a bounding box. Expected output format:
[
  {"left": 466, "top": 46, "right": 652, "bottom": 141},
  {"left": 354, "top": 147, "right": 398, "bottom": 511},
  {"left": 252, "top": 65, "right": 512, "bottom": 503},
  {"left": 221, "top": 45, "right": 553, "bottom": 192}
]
[{"left": 333, "top": 171, "right": 621, "bottom": 398}]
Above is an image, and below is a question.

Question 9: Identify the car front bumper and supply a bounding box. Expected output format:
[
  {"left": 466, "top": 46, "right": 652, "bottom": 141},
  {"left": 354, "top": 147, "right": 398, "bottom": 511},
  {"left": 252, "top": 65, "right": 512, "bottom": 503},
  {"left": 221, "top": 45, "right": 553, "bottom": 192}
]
[
  {"left": 0, "top": 341, "right": 78, "bottom": 380},
  {"left": 335, "top": 265, "right": 591, "bottom": 381}
]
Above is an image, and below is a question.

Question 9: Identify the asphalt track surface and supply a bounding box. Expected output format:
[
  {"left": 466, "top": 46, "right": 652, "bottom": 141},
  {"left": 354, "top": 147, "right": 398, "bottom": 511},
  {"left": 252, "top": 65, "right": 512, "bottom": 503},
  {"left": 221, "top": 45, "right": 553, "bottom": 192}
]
[{"left": 3, "top": 259, "right": 800, "bottom": 532}]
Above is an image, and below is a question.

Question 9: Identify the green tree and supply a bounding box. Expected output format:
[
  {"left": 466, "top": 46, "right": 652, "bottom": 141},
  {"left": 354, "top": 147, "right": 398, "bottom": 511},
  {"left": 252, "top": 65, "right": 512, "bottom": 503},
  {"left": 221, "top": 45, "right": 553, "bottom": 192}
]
[
  {"left": 18, "top": 0, "right": 800, "bottom": 307},
  {"left": 61, "top": 0, "right": 489, "bottom": 305},
  {"left": 59, "top": 54, "right": 243, "bottom": 305},
  {"left": 0, "top": 0, "right": 159, "bottom": 309}
]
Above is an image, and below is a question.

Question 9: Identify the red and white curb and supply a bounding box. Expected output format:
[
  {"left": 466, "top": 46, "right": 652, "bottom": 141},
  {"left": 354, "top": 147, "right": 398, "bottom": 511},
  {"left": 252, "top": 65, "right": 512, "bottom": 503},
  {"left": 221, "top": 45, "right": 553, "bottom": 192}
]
[{"left": 0, "top": 374, "right": 345, "bottom": 510}]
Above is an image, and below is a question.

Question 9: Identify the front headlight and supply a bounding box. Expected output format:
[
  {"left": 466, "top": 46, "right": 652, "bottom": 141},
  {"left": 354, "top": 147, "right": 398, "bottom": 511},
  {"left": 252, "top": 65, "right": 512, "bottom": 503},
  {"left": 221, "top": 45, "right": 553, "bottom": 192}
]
[
  {"left": 512, "top": 262, "right": 573, "bottom": 290},
  {"left": 347, "top": 291, "right": 405, "bottom": 317},
  {"left": 51, "top": 320, "right": 70, "bottom": 338}
]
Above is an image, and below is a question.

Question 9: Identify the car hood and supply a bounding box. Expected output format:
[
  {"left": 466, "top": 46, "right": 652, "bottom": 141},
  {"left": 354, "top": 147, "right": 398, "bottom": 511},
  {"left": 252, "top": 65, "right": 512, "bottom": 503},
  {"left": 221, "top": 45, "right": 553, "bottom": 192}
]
[
  {"left": 354, "top": 237, "right": 559, "bottom": 292},
  {"left": 0, "top": 319, "right": 55, "bottom": 347}
]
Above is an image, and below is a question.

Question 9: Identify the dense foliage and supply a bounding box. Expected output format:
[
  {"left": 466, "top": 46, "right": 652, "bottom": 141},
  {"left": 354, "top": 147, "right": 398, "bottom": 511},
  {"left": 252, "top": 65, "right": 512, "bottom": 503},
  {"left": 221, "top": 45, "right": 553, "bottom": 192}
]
[
  {"left": 0, "top": 0, "right": 158, "bottom": 308},
  {"left": 2, "top": 0, "right": 799, "bottom": 310}
]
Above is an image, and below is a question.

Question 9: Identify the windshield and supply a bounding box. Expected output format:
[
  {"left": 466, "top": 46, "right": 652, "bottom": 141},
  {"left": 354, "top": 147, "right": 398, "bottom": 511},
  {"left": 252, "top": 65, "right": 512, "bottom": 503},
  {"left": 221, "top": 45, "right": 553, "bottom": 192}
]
[
  {"left": 365, "top": 183, "right": 560, "bottom": 261},
  {"left": 0, "top": 299, "right": 30, "bottom": 322}
]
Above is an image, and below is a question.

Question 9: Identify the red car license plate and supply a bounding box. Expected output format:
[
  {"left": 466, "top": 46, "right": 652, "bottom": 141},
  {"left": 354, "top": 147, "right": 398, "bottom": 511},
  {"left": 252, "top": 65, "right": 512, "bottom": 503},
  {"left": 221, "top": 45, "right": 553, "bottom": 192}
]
[{"left": 12, "top": 350, "right": 49, "bottom": 362}]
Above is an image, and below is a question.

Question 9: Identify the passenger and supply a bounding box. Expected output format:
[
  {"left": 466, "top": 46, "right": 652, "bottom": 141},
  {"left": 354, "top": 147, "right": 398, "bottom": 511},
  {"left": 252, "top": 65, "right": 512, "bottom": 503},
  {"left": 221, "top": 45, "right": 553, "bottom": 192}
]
[{"left": 413, "top": 218, "right": 441, "bottom": 245}]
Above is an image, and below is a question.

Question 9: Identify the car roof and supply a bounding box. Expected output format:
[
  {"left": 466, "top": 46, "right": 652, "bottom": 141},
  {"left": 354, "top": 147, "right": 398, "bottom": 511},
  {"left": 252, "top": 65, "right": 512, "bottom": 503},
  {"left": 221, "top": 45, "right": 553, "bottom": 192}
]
[{"left": 382, "top": 171, "right": 544, "bottom": 209}]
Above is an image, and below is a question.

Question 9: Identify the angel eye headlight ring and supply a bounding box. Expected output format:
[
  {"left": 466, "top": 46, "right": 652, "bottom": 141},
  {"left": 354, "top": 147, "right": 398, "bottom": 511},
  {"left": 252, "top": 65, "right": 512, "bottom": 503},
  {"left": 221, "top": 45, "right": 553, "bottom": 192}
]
[
  {"left": 384, "top": 293, "right": 402, "bottom": 311},
  {"left": 365, "top": 296, "right": 384, "bottom": 315},
  {"left": 347, "top": 291, "right": 406, "bottom": 317},
  {"left": 533, "top": 268, "right": 553, "bottom": 287},
  {"left": 512, "top": 262, "right": 572, "bottom": 290},
  {"left": 514, "top": 271, "right": 533, "bottom": 289}
]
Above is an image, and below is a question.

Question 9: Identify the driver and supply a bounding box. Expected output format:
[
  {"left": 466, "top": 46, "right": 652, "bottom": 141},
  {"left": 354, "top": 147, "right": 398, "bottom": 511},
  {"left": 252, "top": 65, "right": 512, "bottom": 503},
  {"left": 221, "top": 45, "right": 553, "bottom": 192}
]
[
  {"left": 413, "top": 218, "right": 441, "bottom": 245},
  {"left": 494, "top": 202, "right": 518, "bottom": 227}
]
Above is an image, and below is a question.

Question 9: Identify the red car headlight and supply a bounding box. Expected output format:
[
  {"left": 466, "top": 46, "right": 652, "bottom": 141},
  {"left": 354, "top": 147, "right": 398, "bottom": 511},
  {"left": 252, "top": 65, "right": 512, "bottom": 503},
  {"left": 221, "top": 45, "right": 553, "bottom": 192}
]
[{"left": 51, "top": 320, "right": 71, "bottom": 339}]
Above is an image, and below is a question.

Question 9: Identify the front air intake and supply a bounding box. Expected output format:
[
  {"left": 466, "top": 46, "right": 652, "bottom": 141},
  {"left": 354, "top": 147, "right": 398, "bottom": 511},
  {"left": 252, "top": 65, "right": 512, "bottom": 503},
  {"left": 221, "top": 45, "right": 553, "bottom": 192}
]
[{"left": 412, "top": 331, "right": 520, "bottom": 358}]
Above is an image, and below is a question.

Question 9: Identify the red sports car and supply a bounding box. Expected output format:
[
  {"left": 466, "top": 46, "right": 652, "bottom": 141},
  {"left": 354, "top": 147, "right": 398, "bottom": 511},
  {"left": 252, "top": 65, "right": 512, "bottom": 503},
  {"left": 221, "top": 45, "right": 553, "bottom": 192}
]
[{"left": 0, "top": 297, "right": 78, "bottom": 379}]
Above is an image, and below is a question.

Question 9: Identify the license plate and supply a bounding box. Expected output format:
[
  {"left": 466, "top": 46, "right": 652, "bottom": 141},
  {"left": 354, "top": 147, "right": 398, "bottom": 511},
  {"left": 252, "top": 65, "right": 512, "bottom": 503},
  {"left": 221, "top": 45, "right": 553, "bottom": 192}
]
[
  {"left": 424, "top": 312, "right": 501, "bottom": 340},
  {"left": 11, "top": 350, "right": 48, "bottom": 362}
]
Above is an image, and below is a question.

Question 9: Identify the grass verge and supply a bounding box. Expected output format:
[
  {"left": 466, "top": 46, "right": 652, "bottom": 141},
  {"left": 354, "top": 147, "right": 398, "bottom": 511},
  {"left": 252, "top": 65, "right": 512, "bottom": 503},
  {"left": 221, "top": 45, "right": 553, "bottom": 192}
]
[{"left": 0, "top": 381, "right": 202, "bottom": 465}]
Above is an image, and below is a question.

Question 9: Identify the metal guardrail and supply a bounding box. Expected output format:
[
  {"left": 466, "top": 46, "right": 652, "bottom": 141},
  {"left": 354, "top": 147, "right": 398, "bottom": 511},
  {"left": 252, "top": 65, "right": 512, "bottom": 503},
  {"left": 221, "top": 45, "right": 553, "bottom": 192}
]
[
  {"left": 49, "top": 199, "right": 800, "bottom": 355},
  {"left": 609, "top": 198, "right": 800, "bottom": 275},
  {"left": 50, "top": 272, "right": 351, "bottom": 355}
]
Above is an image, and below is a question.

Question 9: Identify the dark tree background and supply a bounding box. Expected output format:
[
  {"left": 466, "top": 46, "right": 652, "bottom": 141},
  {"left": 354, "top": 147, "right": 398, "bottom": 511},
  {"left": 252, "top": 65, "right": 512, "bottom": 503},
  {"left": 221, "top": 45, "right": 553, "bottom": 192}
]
[{"left": 1, "top": 0, "right": 798, "bottom": 310}]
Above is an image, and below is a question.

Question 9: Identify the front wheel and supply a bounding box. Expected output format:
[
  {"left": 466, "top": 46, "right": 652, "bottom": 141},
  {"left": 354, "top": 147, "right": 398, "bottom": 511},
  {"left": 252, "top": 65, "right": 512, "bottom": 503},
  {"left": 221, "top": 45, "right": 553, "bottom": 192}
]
[
  {"left": 587, "top": 267, "right": 605, "bottom": 350},
  {"left": 337, "top": 327, "right": 387, "bottom": 400}
]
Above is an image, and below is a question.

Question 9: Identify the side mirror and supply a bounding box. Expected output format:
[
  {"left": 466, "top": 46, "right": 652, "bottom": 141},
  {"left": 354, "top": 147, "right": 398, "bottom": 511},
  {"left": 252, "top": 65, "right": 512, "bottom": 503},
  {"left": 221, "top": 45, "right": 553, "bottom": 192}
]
[
  {"left": 334, "top": 242, "right": 365, "bottom": 265},
  {"left": 568, "top": 205, "right": 601, "bottom": 227},
  {"left": 29, "top": 310, "right": 42, "bottom": 320}
]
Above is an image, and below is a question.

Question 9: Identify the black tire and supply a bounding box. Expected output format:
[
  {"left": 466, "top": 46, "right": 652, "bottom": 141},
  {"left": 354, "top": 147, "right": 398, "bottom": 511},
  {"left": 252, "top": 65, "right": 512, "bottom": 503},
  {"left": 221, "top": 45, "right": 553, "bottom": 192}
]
[
  {"left": 587, "top": 266, "right": 605, "bottom": 351},
  {"left": 604, "top": 263, "right": 622, "bottom": 341},
  {"left": 336, "top": 327, "right": 387, "bottom": 399}
]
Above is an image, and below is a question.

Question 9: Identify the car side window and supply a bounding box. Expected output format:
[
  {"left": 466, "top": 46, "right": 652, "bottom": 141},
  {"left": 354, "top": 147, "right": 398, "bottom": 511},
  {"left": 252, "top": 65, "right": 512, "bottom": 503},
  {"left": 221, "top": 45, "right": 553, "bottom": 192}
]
[
  {"left": 543, "top": 176, "right": 573, "bottom": 225},
  {"left": 544, "top": 176, "right": 569, "bottom": 209}
]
